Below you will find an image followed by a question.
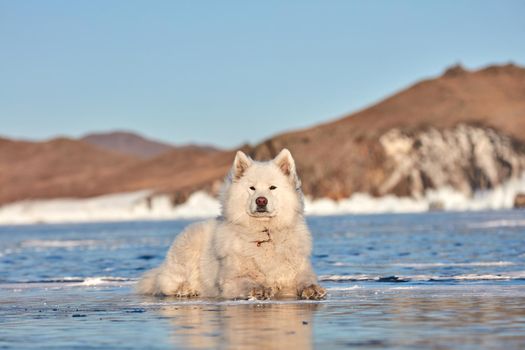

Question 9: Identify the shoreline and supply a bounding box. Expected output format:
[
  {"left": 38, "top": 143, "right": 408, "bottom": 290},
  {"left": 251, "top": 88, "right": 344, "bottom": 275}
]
[{"left": 0, "top": 173, "right": 524, "bottom": 225}]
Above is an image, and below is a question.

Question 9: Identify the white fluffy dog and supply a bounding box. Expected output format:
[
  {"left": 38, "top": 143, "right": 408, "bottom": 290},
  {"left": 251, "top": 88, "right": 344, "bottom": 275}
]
[{"left": 137, "top": 149, "right": 326, "bottom": 300}]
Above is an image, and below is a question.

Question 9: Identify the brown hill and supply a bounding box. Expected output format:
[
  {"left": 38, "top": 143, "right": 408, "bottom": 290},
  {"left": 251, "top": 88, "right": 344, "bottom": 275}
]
[
  {"left": 81, "top": 131, "right": 175, "bottom": 159},
  {"left": 1, "top": 63, "right": 525, "bottom": 205},
  {"left": 0, "top": 136, "right": 229, "bottom": 205},
  {"left": 248, "top": 63, "right": 525, "bottom": 199},
  {"left": 101, "top": 147, "right": 235, "bottom": 203},
  {"left": 0, "top": 137, "right": 135, "bottom": 204},
  {"left": 333, "top": 63, "right": 525, "bottom": 141}
]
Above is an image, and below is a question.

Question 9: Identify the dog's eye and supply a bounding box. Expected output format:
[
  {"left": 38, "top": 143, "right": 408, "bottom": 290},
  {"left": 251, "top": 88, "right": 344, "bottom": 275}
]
[
  {"left": 249, "top": 186, "right": 256, "bottom": 191},
  {"left": 269, "top": 186, "right": 277, "bottom": 190}
]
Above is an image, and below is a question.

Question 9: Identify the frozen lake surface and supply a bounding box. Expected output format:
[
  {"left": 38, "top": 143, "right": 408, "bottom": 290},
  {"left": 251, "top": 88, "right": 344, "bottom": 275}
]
[{"left": 1, "top": 211, "right": 525, "bottom": 349}]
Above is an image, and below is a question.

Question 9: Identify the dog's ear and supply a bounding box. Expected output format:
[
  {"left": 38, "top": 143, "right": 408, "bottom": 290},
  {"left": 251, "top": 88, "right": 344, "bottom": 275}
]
[
  {"left": 273, "top": 149, "right": 301, "bottom": 188},
  {"left": 232, "top": 150, "right": 252, "bottom": 180}
]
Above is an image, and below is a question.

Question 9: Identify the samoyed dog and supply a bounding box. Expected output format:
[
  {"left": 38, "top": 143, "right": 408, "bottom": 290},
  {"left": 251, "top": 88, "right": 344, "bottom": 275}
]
[{"left": 137, "top": 149, "right": 326, "bottom": 300}]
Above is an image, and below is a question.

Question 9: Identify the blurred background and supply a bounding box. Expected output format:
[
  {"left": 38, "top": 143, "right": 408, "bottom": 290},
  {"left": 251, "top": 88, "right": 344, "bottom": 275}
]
[{"left": 1, "top": 0, "right": 525, "bottom": 223}]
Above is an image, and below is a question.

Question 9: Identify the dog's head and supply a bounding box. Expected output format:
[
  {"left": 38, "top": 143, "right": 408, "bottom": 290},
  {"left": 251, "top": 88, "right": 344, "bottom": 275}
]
[{"left": 221, "top": 149, "right": 304, "bottom": 228}]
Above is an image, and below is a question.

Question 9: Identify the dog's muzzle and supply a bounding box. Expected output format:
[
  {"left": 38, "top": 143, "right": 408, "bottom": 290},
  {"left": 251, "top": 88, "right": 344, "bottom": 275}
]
[{"left": 255, "top": 196, "right": 268, "bottom": 212}]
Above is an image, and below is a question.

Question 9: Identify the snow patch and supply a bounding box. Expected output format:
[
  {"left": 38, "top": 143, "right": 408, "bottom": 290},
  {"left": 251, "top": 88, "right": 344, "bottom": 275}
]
[
  {"left": 326, "top": 285, "right": 362, "bottom": 291},
  {"left": 73, "top": 277, "right": 134, "bottom": 286},
  {"left": 319, "top": 271, "right": 525, "bottom": 282},
  {"left": 389, "top": 261, "right": 516, "bottom": 268},
  {"left": 305, "top": 173, "right": 525, "bottom": 215},
  {"left": 467, "top": 220, "right": 525, "bottom": 229},
  {"left": 0, "top": 173, "right": 524, "bottom": 225},
  {"left": 20, "top": 239, "right": 100, "bottom": 249},
  {"left": 330, "top": 261, "right": 516, "bottom": 268},
  {"left": 0, "top": 190, "right": 220, "bottom": 225}
]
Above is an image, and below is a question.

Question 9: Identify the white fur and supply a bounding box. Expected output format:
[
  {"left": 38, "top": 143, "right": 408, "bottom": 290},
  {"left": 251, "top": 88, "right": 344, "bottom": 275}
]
[{"left": 137, "top": 149, "right": 325, "bottom": 300}]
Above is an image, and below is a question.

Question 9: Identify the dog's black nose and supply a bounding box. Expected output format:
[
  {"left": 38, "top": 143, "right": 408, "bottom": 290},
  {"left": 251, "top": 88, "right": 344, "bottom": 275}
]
[{"left": 256, "top": 196, "right": 268, "bottom": 207}]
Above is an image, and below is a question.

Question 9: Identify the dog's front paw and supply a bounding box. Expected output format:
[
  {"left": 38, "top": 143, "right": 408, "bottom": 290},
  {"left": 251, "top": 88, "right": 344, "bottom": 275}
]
[
  {"left": 299, "top": 284, "right": 327, "bottom": 300},
  {"left": 249, "top": 286, "right": 274, "bottom": 300}
]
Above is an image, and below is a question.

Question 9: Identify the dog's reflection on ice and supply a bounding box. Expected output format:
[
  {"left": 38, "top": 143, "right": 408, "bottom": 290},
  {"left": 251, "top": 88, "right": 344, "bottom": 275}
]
[{"left": 156, "top": 301, "right": 319, "bottom": 349}]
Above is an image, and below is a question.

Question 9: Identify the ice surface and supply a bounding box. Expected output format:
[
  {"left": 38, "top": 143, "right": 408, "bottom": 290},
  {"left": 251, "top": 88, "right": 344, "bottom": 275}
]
[
  {"left": 2, "top": 282, "right": 524, "bottom": 349},
  {"left": 1, "top": 211, "right": 525, "bottom": 349}
]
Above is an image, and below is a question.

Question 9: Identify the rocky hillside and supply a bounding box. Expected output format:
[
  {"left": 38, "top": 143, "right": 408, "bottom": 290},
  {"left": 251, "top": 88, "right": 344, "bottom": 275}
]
[
  {"left": 249, "top": 63, "right": 525, "bottom": 199},
  {"left": 1, "top": 63, "right": 524, "bottom": 205},
  {"left": 377, "top": 125, "right": 525, "bottom": 197}
]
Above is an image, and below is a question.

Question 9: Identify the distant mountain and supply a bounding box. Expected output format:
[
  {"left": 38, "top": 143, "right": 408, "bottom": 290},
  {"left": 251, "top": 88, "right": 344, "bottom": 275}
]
[
  {"left": 1, "top": 63, "right": 525, "bottom": 205},
  {"left": 81, "top": 131, "right": 175, "bottom": 159},
  {"left": 0, "top": 137, "right": 135, "bottom": 204},
  {"left": 0, "top": 133, "right": 221, "bottom": 205}
]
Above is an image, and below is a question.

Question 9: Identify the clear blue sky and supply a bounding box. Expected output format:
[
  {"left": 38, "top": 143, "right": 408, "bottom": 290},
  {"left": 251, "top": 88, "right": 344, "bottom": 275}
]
[{"left": 1, "top": 0, "right": 524, "bottom": 148}]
